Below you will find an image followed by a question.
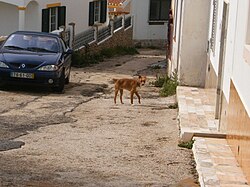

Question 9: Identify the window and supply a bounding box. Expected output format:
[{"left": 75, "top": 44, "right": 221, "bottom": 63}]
[
  {"left": 149, "top": 0, "right": 170, "bottom": 22},
  {"left": 42, "top": 6, "right": 66, "bottom": 32},
  {"left": 89, "top": 0, "right": 107, "bottom": 26},
  {"left": 60, "top": 38, "right": 67, "bottom": 52},
  {"left": 50, "top": 7, "right": 58, "bottom": 32},
  {"left": 244, "top": 3, "right": 250, "bottom": 64},
  {"left": 94, "top": 1, "right": 101, "bottom": 23},
  {"left": 210, "top": 0, "right": 218, "bottom": 52}
]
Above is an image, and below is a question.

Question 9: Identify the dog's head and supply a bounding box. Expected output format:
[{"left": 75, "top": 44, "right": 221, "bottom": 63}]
[{"left": 138, "top": 75, "right": 147, "bottom": 86}]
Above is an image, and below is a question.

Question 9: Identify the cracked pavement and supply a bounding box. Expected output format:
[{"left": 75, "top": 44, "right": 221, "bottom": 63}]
[{"left": 0, "top": 49, "right": 198, "bottom": 187}]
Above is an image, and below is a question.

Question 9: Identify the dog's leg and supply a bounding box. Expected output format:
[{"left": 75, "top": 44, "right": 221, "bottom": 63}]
[
  {"left": 114, "top": 89, "right": 119, "bottom": 104},
  {"left": 130, "top": 91, "right": 134, "bottom": 104},
  {"left": 120, "top": 89, "right": 124, "bottom": 104},
  {"left": 135, "top": 91, "right": 141, "bottom": 104}
]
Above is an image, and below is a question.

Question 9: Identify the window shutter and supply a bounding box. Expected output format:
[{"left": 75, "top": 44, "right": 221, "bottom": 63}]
[
  {"left": 100, "top": 0, "right": 107, "bottom": 23},
  {"left": 210, "top": 0, "right": 218, "bottom": 52},
  {"left": 89, "top": 2, "right": 94, "bottom": 26},
  {"left": 58, "top": 6, "right": 66, "bottom": 28},
  {"left": 42, "top": 9, "right": 50, "bottom": 32}
]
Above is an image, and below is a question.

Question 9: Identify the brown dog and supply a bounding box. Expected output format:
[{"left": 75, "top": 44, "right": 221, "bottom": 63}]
[{"left": 113, "top": 75, "right": 146, "bottom": 104}]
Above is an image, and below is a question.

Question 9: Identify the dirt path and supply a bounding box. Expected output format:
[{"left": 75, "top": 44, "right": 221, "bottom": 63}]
[{"left": 0, "top": 49, "right": 198, "bottom": 186}]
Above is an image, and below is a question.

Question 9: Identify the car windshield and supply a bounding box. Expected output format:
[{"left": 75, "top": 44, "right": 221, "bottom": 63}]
[{"left": 3, "top": 34, "right": 59, "bottom": 53}]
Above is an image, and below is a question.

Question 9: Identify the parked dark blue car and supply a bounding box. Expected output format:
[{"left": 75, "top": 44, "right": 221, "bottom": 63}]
[{"left": 0, "top": 31, "right": 72, "bottom": 92}]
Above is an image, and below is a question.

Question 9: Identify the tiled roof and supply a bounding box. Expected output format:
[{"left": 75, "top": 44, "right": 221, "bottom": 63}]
[{"left": 108, "top": 0, "right": 126, "bottom": 6}]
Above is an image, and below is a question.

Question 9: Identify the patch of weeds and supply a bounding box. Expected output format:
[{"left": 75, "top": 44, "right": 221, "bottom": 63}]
[
  {"left": 160, "top": 70, "right": 179, "bottom": 97},
  {"left": 151, "top": 75, "right": 166, "bottom": 87},
  {"left": 72, "top": 46, "right": 138, "bottom": 67},
  {"left": 147, "top": 46, "right": 161, "bottom": 50},
  {"left": 72, "top": 51, "right": 103, "bottom": 67},
  {"left": 151, "top": 70, "right": 179, "bottom": 97},
  {"left": 168, "top": 103, "right": 178, "bottom": 109},
  {"left": 151, "top": 65, "right": 161, "bottom": 69},
  {"left": 101, "top": 46, "right": 139, "bottom": 58},
  {"left": 178, "top": 140, "right": 195, "bottom": 149},
  {"left": 100, "top": 48, "right": 116, "bottom": 58}
]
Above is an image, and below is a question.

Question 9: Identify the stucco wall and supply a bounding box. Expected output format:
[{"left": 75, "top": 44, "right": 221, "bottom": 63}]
[
  {"left": 231, "top": 0, "right": 250, "bottom": 116},
  {"left": 0, "top": 0, "right": 108, "bottom": 36},
  {"left": 25, "top": 1, "right": 40, "bottom": 31},
  {"left": 178, "top": 0, "right": 210, "bottom": 87},
  {"left": 205, "top": 57, "right": 217, "bottom": 89},
  {"left": 170, "top": 0, "right": 182, "bottom": 74},
  {"left": 33, "top": 0, "right": 102, "bottom": 35},
  {"left": 208, "top": 0, "right": 250, "bottom": 115},
  {"left": 0, "top": 2, "right": 18, "bottom": 36},
  {"left": 131, "top": 0, "right": 168, "bottom": 47}
]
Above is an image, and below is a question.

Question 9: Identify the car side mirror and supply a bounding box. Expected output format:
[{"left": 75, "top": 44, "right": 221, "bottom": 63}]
[{"left": 65, "top": 48, "right": 73, "bottom": 54}]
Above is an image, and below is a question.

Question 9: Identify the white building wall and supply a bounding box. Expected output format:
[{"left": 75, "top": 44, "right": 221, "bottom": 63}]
[
  {"left": 31, "top": 0, "right": 94, "bottom": 34},
  {"left": 208, "top": 0, "right": 224, "bottom": 77},
  {"left": 0, "top": 0, "right": 104, "bottom": 36},
  {"left": 231, "top": 0, "right": 250, "bottom": 115},
  {"left": 171, "top": 0, "right": 210, "bottom": 87},
  {"left": 59, "top": 0, "right": 91, "bottom": 34},
  {"left": 220, "top": 0, "right": 237, "bottom": 102},
  {"left": 0, "top": 2, "right": 19, "bottom": 36},
  {"left": 171, "top": 0, "right": 183, "bottom": 74},
  {"left": 209, "top": 0, "right": 250, "bottom": 115},
  {"left": 131, "top": 0, "right": 167, "bottom": 41},
  {"left": 25, "top": 1, "right": 40, "bottom": 31}
]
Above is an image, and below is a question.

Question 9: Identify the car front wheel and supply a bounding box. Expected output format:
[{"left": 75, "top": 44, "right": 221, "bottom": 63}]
[
  {"left": 65, "top": 68, "right": 70, "bottom": 84},
  {"left": 53, "top": 70, "right": 65, "bottom": 93}
]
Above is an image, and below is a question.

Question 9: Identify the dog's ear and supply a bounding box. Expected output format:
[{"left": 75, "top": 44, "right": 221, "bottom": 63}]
[{"left": 138, "top": 75, "right": 141, "bottom": 79}]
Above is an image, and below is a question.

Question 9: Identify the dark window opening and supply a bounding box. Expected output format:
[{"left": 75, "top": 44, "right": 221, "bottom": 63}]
[
  {"left": 149, "top": 0, "right": 170, "bottom": 22},
  {"left": 42, "top": 6, "right": 66, "bottom": 33}
]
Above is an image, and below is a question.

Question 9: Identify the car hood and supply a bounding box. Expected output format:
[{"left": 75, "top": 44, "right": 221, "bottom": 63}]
[{"left": 0, "top": 51, "right": 61, "bottom": 66}]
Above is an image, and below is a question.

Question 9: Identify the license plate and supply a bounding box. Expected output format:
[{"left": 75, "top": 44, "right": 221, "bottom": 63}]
[{"left": 10, "top": 72, "right": 34, "bottom": 79}]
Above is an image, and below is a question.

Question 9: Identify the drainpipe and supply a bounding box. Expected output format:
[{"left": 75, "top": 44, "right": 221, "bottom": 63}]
[{"left": 176, "top": 0, "right": 184, "bottom": 76}]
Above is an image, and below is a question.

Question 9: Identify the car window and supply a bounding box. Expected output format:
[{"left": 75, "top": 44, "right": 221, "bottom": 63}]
[
  {"left": 4, "top": 34, "right": 28, "bottom": 50},
  {"left": 3, "top": 34, "right": 59, "bottom": 53},
  {"left": 60, "top": 39, "right": 67, "bottom": 52}
]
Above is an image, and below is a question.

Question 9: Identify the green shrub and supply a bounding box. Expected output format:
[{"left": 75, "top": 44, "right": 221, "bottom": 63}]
[
  {"left": 151, "top": 71, "right": 179, "bottom": 97},
  {"left": 100, "top": 48, "right": 116, "bottom": 58},
  {"left": 168, "top": 103, "right": 178, "bottom": 109},
  {"left": 71, "top": 51, "right": 102, "bottom": 67},
  {"left": 153, "top": 75, "right": 166, "bottom": 87},
  {"left": 72, "top": 46, "right": 138, "bottom": 67},
  {"left": 160, "top": 71, "right": 178, "bottom": 97},
  {"left": 178, "top": 140, "right": 195, "bottom": 149}
]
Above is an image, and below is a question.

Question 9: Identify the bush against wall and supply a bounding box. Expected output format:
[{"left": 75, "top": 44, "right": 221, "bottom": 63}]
[{"left": 72, "top": 46, "right": 138, "bottom": 67}]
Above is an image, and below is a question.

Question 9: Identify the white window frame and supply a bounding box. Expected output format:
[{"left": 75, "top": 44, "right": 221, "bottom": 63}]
[
  {"left": 49, "top": 7, "right": 58, "bottom": 32},
  {"left": 94, "top": 1, "right": 101, "bottom": 23}
]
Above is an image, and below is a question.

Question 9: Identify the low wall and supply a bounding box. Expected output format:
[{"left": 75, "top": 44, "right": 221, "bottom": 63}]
[{"left": 77, "top": 26, "right": 133, "bottom": 55}]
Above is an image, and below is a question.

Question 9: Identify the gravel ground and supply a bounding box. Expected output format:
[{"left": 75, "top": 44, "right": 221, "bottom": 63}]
[{"left": 0, "top": 49, "right": 198, "bottom": 187}]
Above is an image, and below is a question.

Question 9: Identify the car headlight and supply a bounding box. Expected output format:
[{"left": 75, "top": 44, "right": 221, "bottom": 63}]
[
  {"left": 0, "top": 61, "right": 9, "bottom": 68},
  {"left": 38, "top": 65, "right": 58, "bottom": 71}
]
